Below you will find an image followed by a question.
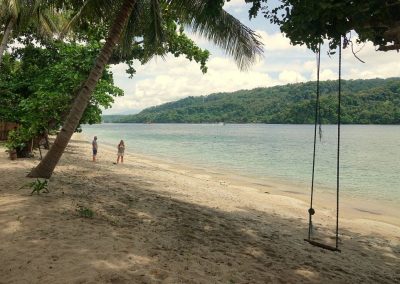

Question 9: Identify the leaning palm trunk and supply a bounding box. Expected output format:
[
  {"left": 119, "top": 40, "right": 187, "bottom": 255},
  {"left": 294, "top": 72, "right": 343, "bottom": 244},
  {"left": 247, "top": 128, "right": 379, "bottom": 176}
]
[
  {"left": 0, "top": 19, "right": 14, "bottom": 68},
  {"left": 28, "top": 0, "right": 136, "bottom": 178}
]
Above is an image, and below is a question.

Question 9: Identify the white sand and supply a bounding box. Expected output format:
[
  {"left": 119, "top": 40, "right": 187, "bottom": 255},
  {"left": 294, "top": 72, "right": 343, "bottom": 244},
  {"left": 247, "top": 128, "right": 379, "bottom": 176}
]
[{"left": 0, "top": 134, "right": 399, "bottom": 283}]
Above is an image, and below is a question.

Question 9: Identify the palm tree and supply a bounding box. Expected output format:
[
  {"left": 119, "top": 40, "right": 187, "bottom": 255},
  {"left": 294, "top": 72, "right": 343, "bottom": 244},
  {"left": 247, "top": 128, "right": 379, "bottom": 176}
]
[
  {"left": 0, "top": 0, "right": 21, "bottom": 67},
  {"left": 28, "top": 0, "right": 263, "bottom": 178},
  {"left": 0, "top": 0, "right": 58, "bottom": 67}
]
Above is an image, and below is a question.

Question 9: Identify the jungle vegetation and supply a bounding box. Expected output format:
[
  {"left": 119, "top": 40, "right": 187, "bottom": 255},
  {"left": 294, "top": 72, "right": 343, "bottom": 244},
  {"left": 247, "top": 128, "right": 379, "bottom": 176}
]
[{"left": 107, "top": 78, "right": 400, "bottom": 124}]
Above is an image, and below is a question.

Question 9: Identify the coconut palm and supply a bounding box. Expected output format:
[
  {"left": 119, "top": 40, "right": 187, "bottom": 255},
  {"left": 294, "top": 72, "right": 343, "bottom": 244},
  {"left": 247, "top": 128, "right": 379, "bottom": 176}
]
[
  {"left": 28, "top": 0, "right": 263, "bottom": 178},
  {"left": 0, "top": 0, "right": 59, "bottom": 67}
]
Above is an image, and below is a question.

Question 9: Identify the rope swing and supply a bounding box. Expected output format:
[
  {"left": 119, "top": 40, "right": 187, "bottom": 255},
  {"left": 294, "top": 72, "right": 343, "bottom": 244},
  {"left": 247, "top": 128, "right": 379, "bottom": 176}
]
[{"left": 304, "top": 39, "right": 342, "bottom": 252}]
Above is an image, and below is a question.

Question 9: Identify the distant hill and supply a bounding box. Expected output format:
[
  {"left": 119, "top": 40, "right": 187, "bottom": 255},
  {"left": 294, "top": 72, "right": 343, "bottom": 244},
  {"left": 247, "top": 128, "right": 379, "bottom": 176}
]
[
  {"left": 102, "top": 110, "right": 140, "bottom": 123},
  {"left": 108, "top": 78, "right": 400, "bottom": 124},
  {"left": 102, "top": 115, "right": 127, "bottom": 123}
]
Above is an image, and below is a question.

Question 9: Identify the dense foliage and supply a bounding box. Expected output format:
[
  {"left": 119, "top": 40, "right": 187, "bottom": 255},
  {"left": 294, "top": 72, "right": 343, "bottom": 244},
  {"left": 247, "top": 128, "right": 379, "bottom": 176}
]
[
  {"left": 107, "top": 78, "right": 400, "bottom": 124},
  {"left": 0, "top": 39, "right": 123, "bottom": 136},
  {"left": 245, "top": 0, "right": 400, "bottom": 52}
]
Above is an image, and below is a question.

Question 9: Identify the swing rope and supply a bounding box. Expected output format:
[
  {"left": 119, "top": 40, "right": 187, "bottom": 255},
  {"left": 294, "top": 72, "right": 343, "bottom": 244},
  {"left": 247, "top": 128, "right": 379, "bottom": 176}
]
[
  {"left": 305, "top": 39, "right": 342, "bottom": 252},
  {"left": 336, "top": 39, "right": 342, "bottom": 249},
  {"left": 307, "top": 42, "right": 321, "bottom": 240}
]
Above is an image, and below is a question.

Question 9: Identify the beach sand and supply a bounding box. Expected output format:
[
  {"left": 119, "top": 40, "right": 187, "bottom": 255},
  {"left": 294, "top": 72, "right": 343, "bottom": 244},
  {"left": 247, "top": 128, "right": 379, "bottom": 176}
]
[{"left": 0, "top": 134, "right": 399, "bottom": 283}]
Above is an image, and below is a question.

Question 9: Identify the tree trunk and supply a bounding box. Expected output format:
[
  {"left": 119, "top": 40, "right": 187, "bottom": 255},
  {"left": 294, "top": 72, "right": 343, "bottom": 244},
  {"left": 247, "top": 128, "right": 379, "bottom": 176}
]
[
  {"left": 0, "top": 19, "right": 14, "bottom": 68},
  {"left": 28, "top": 0, "right": 136, "bottom": 178}
]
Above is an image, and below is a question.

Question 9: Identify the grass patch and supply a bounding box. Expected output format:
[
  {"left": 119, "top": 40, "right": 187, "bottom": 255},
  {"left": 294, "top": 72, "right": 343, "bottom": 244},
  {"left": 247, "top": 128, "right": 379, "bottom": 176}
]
[{"left": 76, "top": 205, "right": 94, "bottom": 218}]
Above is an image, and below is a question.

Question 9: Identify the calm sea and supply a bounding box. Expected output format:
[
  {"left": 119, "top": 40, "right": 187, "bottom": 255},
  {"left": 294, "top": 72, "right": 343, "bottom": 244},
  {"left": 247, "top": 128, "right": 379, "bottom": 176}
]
[{"left": 82, "top": 124, "right": 400, "bottom": 205}]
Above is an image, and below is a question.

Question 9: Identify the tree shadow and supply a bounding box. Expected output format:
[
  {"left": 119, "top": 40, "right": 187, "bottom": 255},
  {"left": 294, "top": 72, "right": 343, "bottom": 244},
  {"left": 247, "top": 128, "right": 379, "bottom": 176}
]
[{"left": 0, "top": 149, "right": 399, "bottom": 284}]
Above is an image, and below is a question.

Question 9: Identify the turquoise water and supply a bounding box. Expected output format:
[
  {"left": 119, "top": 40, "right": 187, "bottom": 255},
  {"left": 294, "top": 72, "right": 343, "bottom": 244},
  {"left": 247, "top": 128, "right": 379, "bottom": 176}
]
[{"left": 82, "top": 124, "right": 400, "bottom": 204}]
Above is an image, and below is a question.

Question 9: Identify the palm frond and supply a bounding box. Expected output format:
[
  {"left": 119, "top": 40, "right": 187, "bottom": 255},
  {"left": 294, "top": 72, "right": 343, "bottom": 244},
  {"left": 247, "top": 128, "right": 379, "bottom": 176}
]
[
  {"left": 6, "top": 0, "right": 19, "bottom": 19},
  {"left": 60, "top": 0, "right": 115, "bottom": 38},
  {"left": 0, "top": 0, "right": 61, "bottom": 36},
  {"left": 168, "top": 0, "right": 263, "bottom": 70},
  {"left": 120, "top": 0, "right": 143, "bottom": 57},
  {"left": 59, "top": 0, "right": 90, "bottom": 38},
  {"left": 38, "top": 11, "right": 59, "bottom": 37},
  {"left": 149, "top": 0, "right": 164, "bottom": 46},
  {"left": 117, "top": 0, "right": 167, "bottom": 63}
]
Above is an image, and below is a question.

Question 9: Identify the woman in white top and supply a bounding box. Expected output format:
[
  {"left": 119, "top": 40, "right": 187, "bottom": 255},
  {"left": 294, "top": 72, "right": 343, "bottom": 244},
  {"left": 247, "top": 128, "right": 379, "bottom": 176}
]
[{"left": 116, "top": 140, "right": 125, "bottom": 164}]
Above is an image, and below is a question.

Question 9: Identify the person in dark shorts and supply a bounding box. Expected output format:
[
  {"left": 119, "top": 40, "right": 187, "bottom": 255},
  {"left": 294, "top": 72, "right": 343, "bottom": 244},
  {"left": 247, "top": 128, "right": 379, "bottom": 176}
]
[{"left": 92, "top": 136, "right": 98, "bottom": 162}]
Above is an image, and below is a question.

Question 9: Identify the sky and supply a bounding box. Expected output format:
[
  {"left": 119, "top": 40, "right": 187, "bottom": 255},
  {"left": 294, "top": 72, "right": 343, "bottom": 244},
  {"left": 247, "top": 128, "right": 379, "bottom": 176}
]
[{"left": 105, "top": 0, "right": 400, "bottom": 114}]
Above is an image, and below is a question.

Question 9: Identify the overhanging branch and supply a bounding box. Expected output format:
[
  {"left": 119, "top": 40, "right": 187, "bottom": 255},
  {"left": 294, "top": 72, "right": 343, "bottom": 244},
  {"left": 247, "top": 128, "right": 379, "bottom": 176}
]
[{"left": 378, "top": 43, "right": 400, "bottom": 51}]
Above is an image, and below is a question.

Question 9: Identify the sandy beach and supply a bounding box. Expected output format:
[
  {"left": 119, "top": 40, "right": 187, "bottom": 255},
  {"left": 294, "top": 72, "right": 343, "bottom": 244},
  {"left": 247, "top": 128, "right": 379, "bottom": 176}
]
[{"left": 0, "top": 134, "right": 399, "bottom": 283}]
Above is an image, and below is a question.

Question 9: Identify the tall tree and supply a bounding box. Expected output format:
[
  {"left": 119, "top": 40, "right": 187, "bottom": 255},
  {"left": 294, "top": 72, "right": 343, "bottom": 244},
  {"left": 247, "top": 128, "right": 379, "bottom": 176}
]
[
  {"left": 245, "top": 0, "right": 400, "bottom": 51},
  {"left": 0, "top": 39, "right": 124, "bottom": 131},
  {"left": 28, "top": 0, "right": 136, "bottom": 178},
  {"left": 29, "top": 0, "right": 263, "bottom": 178}
]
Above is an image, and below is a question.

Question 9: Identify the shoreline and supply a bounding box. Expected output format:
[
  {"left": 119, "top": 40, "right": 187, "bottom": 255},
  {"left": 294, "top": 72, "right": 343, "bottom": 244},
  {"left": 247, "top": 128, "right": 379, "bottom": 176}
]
[
  {"left": 81, "top": 133, "right": 400, "bottom": 229},
  {"left": 1, "top": 134, "right": 399, "bottom": 283}
]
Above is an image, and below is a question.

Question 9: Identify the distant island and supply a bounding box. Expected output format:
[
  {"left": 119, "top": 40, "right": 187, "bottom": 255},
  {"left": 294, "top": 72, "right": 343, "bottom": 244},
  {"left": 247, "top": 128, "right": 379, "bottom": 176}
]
[{"left": 103, "top": 78, "right": 400, "bottom": 124}]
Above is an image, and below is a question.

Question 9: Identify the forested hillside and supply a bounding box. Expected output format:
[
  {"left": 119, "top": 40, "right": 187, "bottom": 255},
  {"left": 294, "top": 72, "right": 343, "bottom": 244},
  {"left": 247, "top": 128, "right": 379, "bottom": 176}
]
[{"left": 108, "top": 78, "right": 400, "bottom": 124}]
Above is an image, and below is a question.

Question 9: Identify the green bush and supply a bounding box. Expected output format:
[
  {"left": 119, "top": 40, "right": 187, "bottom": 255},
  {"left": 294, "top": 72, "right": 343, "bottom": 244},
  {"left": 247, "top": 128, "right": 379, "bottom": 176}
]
[
  {"left": 5, "top": 127, "right": 35, "bottom": 156},
  {"left": 19, "top": 179, "right": 49, "bottom": 195}
]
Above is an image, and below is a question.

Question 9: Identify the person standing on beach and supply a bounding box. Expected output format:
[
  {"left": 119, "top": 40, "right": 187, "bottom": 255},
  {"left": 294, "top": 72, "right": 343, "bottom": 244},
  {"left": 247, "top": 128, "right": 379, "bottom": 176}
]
[
  {"left": 116, "top": 140, "right": 125, "bottom": 164},
  {"left": 92, "top": 136, "right": 98, "bottom": 162}
]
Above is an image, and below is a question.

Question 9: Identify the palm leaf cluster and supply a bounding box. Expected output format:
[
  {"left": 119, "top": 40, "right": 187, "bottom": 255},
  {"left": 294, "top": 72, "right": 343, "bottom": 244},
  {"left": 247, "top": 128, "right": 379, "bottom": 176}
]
[
  {"left": 0, "top": 0, "right": 62, "bottom": 68},
  {"left": 169, "top": 0, "right": 263, "bottom": 69},
  {"left": 60, "top": 0, "right": 263, "bottom": 69},
  {"left": 0, "top": 0, "right": 59, "bottom": 38}
]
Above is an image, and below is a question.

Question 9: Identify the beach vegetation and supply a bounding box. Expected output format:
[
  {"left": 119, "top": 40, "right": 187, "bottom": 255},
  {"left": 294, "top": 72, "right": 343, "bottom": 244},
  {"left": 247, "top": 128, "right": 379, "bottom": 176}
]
[
  {"left": 76, "top": 205, "right": 94, "bottom": 218},
  {"left": 0, "top": 0, "right": 61, "bottom": 68},
  {"left": 0, "top": 38, "right": 124, "bottom": 126},
  {"left": 5, "top": 126, "right": 34, "bottom": 157},
  {"left": 5, "top": 129, "right": 27, "bottom": 152},
  {"left": 19, "top": 178, "right": 49, "bottom": 195},
  {"left": 0, "top": 39, "right": 124, "bottom": 155}
]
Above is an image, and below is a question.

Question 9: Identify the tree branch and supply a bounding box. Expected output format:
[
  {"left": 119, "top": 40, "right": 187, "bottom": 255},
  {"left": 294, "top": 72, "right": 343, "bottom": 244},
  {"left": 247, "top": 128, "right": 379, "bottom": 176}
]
[{"left": 378, "top": 43, "right": 400, "bottom": 51}]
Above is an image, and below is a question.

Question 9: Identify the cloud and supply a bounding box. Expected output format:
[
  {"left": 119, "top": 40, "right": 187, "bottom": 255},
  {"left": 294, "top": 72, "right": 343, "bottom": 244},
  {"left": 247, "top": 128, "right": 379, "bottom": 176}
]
[
  {"left": 107, "top": 56, "right": 277, "bottom": 112},
  {"left": 105, "top": 29, "right": 400, "bottom": 114},
  {"left": 223, "top": 0, "right": 245, "bottom": 10},
  {"left": 278, "top": 70, "right": 307, "bottom": 83},
  {"left": 257, "top": 31, "right": 307, "bottom": 52}
]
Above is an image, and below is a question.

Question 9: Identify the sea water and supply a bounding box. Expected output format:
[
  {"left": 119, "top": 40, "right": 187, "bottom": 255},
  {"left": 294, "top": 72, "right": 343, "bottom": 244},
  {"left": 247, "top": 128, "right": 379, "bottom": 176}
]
[{"left": 82, "top": 124, "right": 400, "bottom": 205}]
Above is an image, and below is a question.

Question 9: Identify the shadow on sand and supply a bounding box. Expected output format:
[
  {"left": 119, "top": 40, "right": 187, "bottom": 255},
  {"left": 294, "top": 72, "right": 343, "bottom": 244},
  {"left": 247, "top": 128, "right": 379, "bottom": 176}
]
[{"left": 0, "top": 140, "right": 399, "bottom": 283}]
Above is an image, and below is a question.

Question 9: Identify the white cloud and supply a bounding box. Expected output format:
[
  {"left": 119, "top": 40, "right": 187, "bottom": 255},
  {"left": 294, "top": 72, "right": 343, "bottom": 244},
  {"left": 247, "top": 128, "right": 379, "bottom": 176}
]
[
  {"left": 278, "top": 70, "right": 307, "bottom": 84},
  {"left": 303, "top": 60, "right": 317, "bottom": 71},
  {"left": 107, "top": 55, "right": 279, "bottom": 112},
  {"left": 319, "top": 69, "right": 337, "bottom": 81},
  {"left": 257, "top": 31, "right": 306, "bottom": 52},
  {"left": 105, "top": 29, "right": 400, "bottom": 114},
  {"left": 223, "top": 0, "right": 244, "bottom": 9}
]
